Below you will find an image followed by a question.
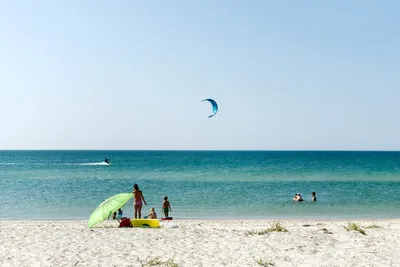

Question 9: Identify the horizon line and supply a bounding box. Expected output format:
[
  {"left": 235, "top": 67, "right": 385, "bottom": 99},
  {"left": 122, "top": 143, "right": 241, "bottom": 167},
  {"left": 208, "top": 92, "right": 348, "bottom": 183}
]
[{"left": 1, "top": 149, "right": 400, "bottom": 152}]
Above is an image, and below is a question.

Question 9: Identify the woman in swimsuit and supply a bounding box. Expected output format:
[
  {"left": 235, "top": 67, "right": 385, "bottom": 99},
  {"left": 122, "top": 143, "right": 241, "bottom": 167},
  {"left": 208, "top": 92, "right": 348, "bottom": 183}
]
[{"left": 132, "top": 184, "right": 147, "bottom": 219}]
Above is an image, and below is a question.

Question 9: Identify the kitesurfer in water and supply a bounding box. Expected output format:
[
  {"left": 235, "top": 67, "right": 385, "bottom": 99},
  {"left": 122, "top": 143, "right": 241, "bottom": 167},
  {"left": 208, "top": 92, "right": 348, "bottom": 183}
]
[{"left": 104, "top": 158, "right": 110, "bottom": 164}]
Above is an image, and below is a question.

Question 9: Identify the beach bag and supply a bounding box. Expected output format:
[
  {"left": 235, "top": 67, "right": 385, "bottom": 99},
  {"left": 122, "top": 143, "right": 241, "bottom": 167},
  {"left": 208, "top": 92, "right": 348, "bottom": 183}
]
[{"left": 118, "top": 217, "right": 132, "bottom": 228}]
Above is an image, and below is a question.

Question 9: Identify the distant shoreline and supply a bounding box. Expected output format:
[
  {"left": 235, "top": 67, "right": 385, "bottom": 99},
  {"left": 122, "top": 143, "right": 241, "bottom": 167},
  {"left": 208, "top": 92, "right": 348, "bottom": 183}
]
[
  {"left": 2, "top": 216, "right": 400, "bottom": 222},
  {"left": 2, "top": 149, "right": 400, "bottom": 152}
]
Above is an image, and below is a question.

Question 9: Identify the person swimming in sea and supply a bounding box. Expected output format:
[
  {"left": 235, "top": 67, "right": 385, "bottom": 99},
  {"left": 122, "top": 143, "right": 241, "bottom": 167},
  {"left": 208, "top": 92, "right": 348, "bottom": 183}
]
[
  {"left": 293, "top": 193, "right": 304, "bottom": 202},
  {"left": 311, "top": 191, "right": 317, "bottom": 202}
]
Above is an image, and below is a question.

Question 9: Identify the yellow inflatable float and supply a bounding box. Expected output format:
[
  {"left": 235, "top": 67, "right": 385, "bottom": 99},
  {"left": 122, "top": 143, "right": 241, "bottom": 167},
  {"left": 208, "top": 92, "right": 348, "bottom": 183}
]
[{"left": 130, "top": 218, "right": 160, "bottom": 228}]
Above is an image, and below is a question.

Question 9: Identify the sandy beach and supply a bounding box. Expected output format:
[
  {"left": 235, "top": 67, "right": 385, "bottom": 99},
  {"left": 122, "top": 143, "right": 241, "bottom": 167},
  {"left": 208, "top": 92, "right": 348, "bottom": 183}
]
[{"left": 1, "top": 219, "right": 400, "bottom": 267}]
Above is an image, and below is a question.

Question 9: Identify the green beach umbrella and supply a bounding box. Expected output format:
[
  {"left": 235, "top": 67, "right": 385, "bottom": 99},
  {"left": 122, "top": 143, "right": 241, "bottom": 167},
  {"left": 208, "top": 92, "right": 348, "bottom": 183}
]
[{"left": 88, "top": 193, "right": 133, "bottom": 228}]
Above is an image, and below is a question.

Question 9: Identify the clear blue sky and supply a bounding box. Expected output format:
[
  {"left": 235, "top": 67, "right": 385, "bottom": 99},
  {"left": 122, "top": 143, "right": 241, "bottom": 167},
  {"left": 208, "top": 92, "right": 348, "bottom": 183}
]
[{"left": 0, "top": 1, "right": 399, "bottom": 150}]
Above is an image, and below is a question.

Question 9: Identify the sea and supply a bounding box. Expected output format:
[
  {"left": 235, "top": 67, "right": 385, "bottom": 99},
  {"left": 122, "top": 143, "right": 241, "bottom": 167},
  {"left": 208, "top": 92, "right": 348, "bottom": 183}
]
[{"left": 1, "top": 150, "right": 400, "bottom": 220}]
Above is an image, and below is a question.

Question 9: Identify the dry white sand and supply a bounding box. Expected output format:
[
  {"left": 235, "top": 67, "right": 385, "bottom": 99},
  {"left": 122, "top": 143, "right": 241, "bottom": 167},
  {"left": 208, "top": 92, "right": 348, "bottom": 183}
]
[{"left": 1, "top": 219, "right": 400, "bottom": 267}]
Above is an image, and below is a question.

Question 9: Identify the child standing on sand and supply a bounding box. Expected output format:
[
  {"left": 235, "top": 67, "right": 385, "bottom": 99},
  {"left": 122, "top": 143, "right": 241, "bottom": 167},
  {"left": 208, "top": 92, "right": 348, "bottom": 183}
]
[
  {"left": 117, "top": 208, "right": 123, "bottom": 219},
  {"left": 162, "top": 196, "right": 172, "bottom": 218}
]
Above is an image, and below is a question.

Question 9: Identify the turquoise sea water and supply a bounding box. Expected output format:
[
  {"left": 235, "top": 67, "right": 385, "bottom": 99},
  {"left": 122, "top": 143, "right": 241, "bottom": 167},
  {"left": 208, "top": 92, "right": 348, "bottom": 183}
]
[{"left": 1, "top": 150, "right": 400, "bottom": 220}]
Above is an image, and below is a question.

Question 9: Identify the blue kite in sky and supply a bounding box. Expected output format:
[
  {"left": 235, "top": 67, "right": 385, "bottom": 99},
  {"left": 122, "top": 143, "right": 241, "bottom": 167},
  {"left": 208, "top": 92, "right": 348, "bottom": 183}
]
[{"left": 202, "top": 99, "right": 218, "bottom": 118}]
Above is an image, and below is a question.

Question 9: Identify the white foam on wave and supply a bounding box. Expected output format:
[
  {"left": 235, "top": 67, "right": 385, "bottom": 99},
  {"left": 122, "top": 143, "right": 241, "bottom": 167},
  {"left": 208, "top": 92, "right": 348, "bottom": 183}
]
[
  {"left": 64, "top": 162, "right": 111, "bottom": 166},
  {"left": 79, "top": 162, "right": 110, "bottom": 166}
]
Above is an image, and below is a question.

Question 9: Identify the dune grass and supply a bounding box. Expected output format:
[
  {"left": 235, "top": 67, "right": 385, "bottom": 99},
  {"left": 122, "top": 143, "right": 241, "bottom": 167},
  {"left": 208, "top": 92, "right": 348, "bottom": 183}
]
[
  {"left": 254, "top": 257, "right": 275, "bottom": 266},
  {"left": 246, "top": 221, "right": 288, "bottom": 235},
  {"left": 137, "top": 256, "right": 179, "bottom": 267},
  {"left": 344, "top": 222, "right": 366, "bottom": 235},
  {"left": 267, "top": 221, "right": 288, "bottom": 232}
]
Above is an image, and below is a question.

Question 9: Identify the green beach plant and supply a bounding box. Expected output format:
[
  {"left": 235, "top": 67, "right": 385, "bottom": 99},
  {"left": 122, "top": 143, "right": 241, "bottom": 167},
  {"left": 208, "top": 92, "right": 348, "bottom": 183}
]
[
  {"left": 137, "top": 256, "right": 179, "bottom": 267},
  {"left": 267, "top": 221, "right": 288, "bottom": 232},
  {"left": 246, "top": 221, "right": 288, "bottom": 235},
  {"left": 344, "top": 222, "right": 366, "bottom": 235},
  {"left": 254, "top": 257, "right": 275, "bottom": 266}
]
